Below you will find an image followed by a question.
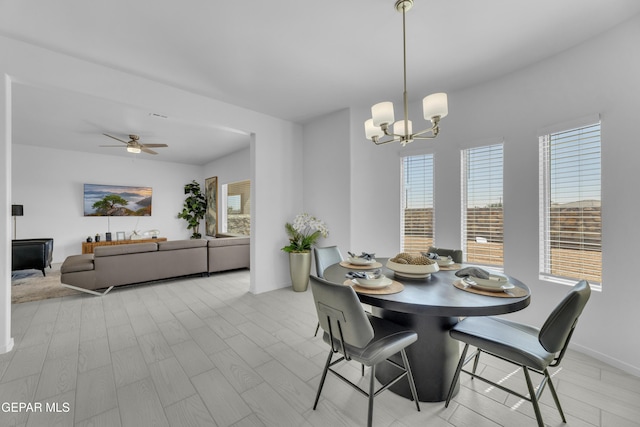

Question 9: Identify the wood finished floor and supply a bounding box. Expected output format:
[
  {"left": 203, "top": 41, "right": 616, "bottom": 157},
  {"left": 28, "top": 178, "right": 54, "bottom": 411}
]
[{"left": 2, "top": 270, "right": 639, "bottom": 427}]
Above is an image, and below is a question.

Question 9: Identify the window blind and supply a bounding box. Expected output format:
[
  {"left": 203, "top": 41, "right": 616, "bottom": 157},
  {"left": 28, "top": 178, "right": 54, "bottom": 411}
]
[
  {"left": 461, "top": 143, "right": 504, "bottom": 266},
  {"left": 401, "top": 154, "right": 434, "bottom": 253},
  {"left": 539, "top": 123, "right": 601, "bottom": 285}
]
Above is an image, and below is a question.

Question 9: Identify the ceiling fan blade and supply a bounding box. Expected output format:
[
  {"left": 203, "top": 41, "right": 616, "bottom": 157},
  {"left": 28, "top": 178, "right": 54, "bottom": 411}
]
[
  {"left": 141, "top": 143, "right": 168, "bottom": 148},
  {"left": 140, "top": 147, "right": 158, "bottom": 155},
  {"left": 102, "top": 133, "right": 129, "bottom": 144},
  {"left": 99, "top": 145, "right": 126, "bottom": 147}
]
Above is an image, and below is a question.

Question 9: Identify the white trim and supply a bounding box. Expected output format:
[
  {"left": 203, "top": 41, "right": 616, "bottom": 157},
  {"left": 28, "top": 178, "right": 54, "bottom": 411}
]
[
  {"left": 459, "top": 136, "right": 504, "bottom": 151},
  {"left": 570, "top": 342, "right": 640, "bottom": 377},
  {"left": 0, "top": 338, "right": 14, "bottom": 354},
  {"left": 1, "top": 74, "right": 13, "bottom": 354},
  {"left": 537, "top": 113, "right": 600, "bottom": 137},
  {"left": 220, "top": 184, "right": 228, "bottom": 233},
  {"left": 538, "top": 274, "right": 602, "bottom": 292}
]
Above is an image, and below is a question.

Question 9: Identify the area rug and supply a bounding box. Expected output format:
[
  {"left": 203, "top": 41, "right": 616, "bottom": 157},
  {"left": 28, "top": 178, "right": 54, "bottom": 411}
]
[{"left": 11, "top": 263, "right": 81, "bottom": 304}]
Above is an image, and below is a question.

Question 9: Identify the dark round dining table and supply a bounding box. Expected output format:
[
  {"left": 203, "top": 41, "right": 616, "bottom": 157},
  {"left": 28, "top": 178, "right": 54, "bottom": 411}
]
[{"left": 322, "top": 258, "right": 531, "bottom": 402}]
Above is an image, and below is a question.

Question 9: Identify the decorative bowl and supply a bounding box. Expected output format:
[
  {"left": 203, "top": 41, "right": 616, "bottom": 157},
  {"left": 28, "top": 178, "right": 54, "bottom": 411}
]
[
  {"left": 468, "top": 274, "right": 509, "bottom": 288},
  {"left": 386, "top": 260, "right": 439, "bottom": 278},
  {"left": 348, "top": 256, "right": 376, "bottom": 266},
  {"left": 436, "top": 257, "right": 454, "bottom": 266},
  {"left": 354, "top": 275, "right": 392, "bottom": 289}
]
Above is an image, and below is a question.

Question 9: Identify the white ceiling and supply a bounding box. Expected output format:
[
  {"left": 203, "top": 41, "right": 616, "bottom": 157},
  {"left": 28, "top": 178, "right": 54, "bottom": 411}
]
[
  {"left": 2, "top": 0, "right": 640, "bottom": 165},
  {"left": 11, "top": 83, "right": 251, "bottom": 166}
]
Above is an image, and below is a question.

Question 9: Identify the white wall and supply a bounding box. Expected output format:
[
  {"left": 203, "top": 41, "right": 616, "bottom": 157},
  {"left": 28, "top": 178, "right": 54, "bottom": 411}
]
[
  {"left": 348, "top": 105, "right": 403, "bottom": 257},
  {"left": 203, "top": 147, "right": 250, "bottom": 188},
  {"left": 301, "top": 109, "right": 351, "bottom": 262},
  {"left": 304, "top": 14, "right": 640, "bottom": 374},
  {"left": 12, "top": 144, "right": 202, "bottom": 263},
  {"left": 1, "top": 75, "right": 14, "bottom": 353}
]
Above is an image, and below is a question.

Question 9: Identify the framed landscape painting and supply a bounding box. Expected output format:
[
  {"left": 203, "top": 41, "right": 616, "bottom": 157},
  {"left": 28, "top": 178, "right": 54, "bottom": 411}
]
[
  {"left": 84, "top": 184, "right": 152, "bottom": 216},
  {"left": 205, "top": 176, "right": 217, "bottom": 236}
]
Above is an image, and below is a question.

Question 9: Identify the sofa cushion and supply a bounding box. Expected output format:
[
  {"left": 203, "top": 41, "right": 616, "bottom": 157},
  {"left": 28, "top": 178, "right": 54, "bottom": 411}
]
[
  {"left": 208, "top": 236, "right": 250, "bottom": 248},
  {"left": 94, "top": 242, "right": 157, "bottom": 257},
  {"left": 61, "top": 254, "right": 94, "bottom": 273},
  {"left": 158, "top": 239, "right": 207, "bottom": 251}
]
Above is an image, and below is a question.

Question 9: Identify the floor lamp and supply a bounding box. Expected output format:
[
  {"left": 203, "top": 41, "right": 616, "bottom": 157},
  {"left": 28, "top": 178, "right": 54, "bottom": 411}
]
[{"left": 12, "top": 204, "right": 23, "bottom": 239}]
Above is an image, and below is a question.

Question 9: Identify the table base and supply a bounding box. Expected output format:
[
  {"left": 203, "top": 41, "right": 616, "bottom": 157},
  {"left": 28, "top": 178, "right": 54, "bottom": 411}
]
[{"left": 372, "top": 307, "right": 461, "bottom": 402}]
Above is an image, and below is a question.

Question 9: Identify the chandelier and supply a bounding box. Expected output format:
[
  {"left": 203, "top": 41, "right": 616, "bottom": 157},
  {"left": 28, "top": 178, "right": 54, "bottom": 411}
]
[{"left": 364, "top": 0, "right": 448, "bottom": 146}]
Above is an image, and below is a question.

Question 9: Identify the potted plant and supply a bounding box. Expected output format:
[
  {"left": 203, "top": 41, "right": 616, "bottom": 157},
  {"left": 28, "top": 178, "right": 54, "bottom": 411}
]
[
  {"left": 177, "top": 180, "right": 206, "bottom": 239},
  {"left": 282, "top": 213, "right": 328, "bottom": 291}
]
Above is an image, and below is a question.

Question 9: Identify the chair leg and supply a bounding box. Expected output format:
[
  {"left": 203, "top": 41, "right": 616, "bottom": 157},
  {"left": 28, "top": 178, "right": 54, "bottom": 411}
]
[
  {"left": 523, "top": 367, "right": 545, "bottom": 427},
  {"left": 445, "top": 343, "right": 469, "bottom": 407},
  {"left": 545, "top": 368, "right": 567, "bottom": 422},
  {"left": 314, "top": 322, "right": 320, "bottom": 337},
  {"left": 313, "top": 350, "right": 333, "bottom": 410},
  {"left": 400, "top": 349, "right": 420, "bottom": 411},
  {"left": 471, "top": 348, "right": 481, "bottom": 376},
  {"left": 367, "top": 364, "right": 375, "bottom": 427}
]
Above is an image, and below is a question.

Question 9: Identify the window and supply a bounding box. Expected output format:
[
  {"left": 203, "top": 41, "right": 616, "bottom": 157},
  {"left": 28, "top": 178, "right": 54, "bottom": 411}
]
[
  {"left": 220, "top": 180, "right": 250, "bottom": 236},
  {"left": 401, "top": 154, "right": 434, "bottom": 253},
  {"left": 539, "top": 122, "right": 601, "bottom": 286},
  {"left": 461, "top": 143, "right": 504, "bottom": 266}
]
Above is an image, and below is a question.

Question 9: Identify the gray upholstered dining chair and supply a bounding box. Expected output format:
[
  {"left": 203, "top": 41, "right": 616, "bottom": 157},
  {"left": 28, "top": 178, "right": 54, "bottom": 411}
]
[
  {"left": 313, "top": 246, "right": 344, "bottom": 336},
  {"left": 310, "top": 275, "right": 420, "bottom": 427},
  {"left": 314, "top": 245, "right": 344, "bottom": 277},
  {"left": 427, "top": 246, "right": 463, "bottom": 263},
  {"left": 444, "top": 280, "right": 591, "bottom": 427}
]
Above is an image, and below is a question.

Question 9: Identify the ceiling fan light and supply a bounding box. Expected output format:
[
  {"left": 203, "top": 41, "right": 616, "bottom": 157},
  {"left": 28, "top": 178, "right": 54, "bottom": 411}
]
[
  {"left": 372, "top": 102, "right": 395, "bottom": 127},
  {"left": 423, "top": 92, "right": 448, "bottom": 121},
  {"left": 127, "top": 146, "right": 141, "bottom": 154}
]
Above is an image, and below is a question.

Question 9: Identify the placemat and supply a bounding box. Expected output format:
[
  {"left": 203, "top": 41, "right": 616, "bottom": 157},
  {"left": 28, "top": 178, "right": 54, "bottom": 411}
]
[
  {"left": 339, "top": 261, "right": 383, "bottom": 269},
  {"left": 453, "top": 280, "right": 528, "bottom": 298},
  {"left": 343, "top": 279, "right": 404, "bottom": 295},
  {"left": 437, "top": 263, "right": 462, "bottom": 271}
]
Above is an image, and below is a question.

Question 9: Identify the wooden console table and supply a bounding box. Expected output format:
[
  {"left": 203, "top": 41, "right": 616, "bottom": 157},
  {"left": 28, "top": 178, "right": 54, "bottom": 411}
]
[{"left": 81, "top": 237, "right": 167, "bottom": 254}]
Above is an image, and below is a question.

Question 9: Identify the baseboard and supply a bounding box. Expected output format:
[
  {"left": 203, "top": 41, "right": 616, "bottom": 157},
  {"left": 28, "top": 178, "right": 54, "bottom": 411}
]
[
  {"left": 0, "top": 338, "right": 14, "bottom": 354},
  {"left": 570, "top": 342, "right": 640, "bottom": 377}
]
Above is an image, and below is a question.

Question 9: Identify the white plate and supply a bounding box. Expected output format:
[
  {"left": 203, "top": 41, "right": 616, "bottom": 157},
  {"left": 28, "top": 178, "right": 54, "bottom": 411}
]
[
  {"left": 353, "top": 276, "right": 392, "bottom": 289},
  {"left": 469, "top": 274, "right": 509, "bottom": 288},
  {"left": 436, "top": 258, "right": 454, "bottom": 266},
  {"left": 464, "top": 278, "right": 515, "bottom": 293},
  {"left": 348, "top": 257, "right": 375, "bottom": 265}
]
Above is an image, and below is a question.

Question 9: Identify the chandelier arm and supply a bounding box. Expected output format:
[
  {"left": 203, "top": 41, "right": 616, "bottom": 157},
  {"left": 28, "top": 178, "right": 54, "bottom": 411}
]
[
  {"left": 412, "top": 126, "right": 440, "bottom": 139},
  {"left": 372, "top": 136, "right": 401, "bottom": 145}
]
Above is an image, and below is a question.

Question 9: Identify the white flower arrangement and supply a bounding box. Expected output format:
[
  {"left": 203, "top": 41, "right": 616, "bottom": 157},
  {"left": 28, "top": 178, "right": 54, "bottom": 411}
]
[{"left": 282, "top": 213, "right": 329, "bottom": 253}]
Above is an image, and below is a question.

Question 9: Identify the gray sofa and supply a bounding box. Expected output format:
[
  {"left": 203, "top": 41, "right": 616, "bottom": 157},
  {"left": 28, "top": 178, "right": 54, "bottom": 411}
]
[
  {"left": 208, "top": 234, "right": 250, "bottom": 273},
  {"left": 61, "top": 236, "right": 249, "bottom": 295}
]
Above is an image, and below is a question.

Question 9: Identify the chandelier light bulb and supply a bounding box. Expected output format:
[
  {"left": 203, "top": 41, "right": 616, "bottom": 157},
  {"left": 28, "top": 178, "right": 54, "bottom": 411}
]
[
  {"left": 394, "top": 119, "right": 412, "bottom": 136},
  {"left": 423, "top": 92, "right": 449, "bottom": 121},
  {"left": 372, "top": 102, "right": 395, "bottom": 127},
  {"left": 365, "top": 119, "right": 385, "bottom": 140}
]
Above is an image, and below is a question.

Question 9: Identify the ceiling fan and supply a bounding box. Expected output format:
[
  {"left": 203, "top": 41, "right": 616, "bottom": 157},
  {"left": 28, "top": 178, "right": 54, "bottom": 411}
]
[{"left": 100, "top": 133, "right": 168, "bottom": 155}]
